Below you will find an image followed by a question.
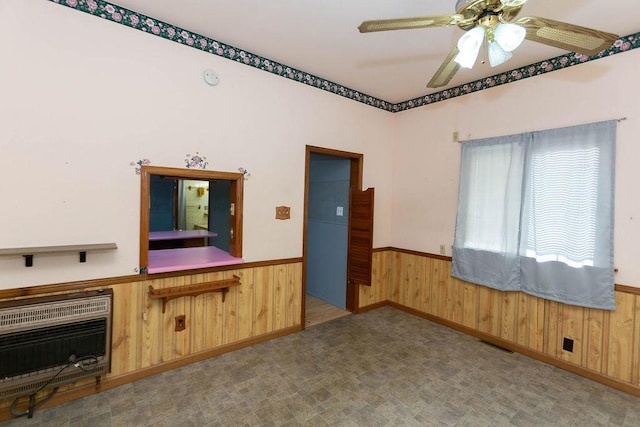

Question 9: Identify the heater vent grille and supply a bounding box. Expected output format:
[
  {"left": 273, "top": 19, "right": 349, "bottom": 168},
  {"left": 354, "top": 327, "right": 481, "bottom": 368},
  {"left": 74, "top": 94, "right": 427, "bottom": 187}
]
[
  {"left": 0, "top": 364, "right": 108, "bottom": 400},
  {"left": 0, "top": 296, "right": 110, "bottom": 335},
  {"left": 0, "top": 290, "right": 112, "bottom": 400}
]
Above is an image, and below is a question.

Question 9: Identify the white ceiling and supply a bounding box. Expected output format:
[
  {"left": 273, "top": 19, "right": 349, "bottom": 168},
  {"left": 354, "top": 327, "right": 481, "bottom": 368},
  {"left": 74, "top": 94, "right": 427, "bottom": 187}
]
[{"left": 110, "top": 0, "right": 639, "bottom": 104}]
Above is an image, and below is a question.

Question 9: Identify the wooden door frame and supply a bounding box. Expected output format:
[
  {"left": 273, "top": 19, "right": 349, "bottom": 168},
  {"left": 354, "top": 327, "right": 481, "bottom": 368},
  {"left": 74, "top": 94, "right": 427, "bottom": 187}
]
[{"left": 302, "top": 145, "right": 363, "bottom": 326}]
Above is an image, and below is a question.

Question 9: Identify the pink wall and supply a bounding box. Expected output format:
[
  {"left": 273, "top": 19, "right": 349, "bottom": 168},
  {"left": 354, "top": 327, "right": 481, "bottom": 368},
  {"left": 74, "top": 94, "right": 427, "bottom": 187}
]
[
  {"left": 1, "top": 0, "right": 637, "bottom": 290},
  {"left": 0, "top": 0, "right": 394, "bottom": 288},
  {"left": 392, "top": 48, "right": 640, "bottom": 287}
]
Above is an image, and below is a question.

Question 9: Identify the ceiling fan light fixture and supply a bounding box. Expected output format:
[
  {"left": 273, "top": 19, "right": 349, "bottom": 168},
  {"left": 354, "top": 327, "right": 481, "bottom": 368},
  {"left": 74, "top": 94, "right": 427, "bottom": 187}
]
[
  {"left": 488, "top": 40, "right": 513, "bottom": 67},
  {"left": 500, "top": 0, "right": 528, "bottom": 6},
  {"left": 455, "top": 26, "right": 485, "bottom": 68},
  {"left": 454, "top": 47, "right": 480, "bottom": 69},
  {"left": 493, "top": 23, "right": 526, "bottom": 52},
  {"left": 457, "top": 26, "right": 485, "bottom": 53},
  {"left": 358, "top": 0, "right": 618, "bottom": 88}
]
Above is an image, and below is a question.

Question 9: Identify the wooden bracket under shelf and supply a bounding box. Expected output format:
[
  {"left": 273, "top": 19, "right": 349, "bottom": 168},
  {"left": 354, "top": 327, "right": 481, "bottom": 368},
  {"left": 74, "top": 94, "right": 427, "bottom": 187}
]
[{"left": 148, "top": 275, "right": 241, "bottom": 313}]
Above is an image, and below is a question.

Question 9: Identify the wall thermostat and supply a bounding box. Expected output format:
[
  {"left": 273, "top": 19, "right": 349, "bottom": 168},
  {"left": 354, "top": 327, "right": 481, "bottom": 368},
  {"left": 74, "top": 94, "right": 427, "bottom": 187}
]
[{"left": 203, "top": 69, "right": 219, "bottom": 86}]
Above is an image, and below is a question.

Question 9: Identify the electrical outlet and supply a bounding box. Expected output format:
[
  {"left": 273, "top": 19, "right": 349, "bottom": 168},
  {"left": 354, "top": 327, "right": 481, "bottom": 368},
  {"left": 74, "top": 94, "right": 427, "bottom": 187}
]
[
  {"left": 562, "top": 337, "right": 574, "bottom": 352},
  {"left": 453, "top": 131, "right": 459, "bottom": 143},
  {"left": 439, "top": 244, "right": 446, "bottom": 255},
  {"left": 175, "top": 315, "right": 186, "bottom": 332},
  {"left": 276, "top": 206, "right": 291, "bottom": 220}
]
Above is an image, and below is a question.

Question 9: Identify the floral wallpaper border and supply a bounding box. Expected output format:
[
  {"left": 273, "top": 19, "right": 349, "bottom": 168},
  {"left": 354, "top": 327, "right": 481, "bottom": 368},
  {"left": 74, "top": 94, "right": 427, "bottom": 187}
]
[
  {"left": 392, "top": 34, "right": 639, "bottom": 112},
  {"left": 51, "top": 0, "right": 639, "bottom": 113}
]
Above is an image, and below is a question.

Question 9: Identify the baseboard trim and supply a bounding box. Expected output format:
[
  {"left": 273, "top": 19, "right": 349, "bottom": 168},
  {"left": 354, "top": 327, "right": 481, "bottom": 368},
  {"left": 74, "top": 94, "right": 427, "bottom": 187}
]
[
  {"left": 357, "top": 301, "right": 387, "bottom": 313},
  {"left": 0, "top": 324, "right": 302, "bottom": 422},
  {"left": 386, "top": 301, "right": 640, "bottom": 398}
]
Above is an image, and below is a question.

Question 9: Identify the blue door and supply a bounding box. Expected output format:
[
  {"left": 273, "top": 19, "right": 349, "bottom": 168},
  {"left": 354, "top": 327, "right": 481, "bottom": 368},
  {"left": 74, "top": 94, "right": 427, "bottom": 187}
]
[{"left": 306, "top": 154, "right": 351, "bottom": 309}]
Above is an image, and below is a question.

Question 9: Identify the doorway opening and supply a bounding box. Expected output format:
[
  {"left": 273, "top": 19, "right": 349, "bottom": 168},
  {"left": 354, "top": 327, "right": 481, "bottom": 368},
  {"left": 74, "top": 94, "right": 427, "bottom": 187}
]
[
  {"left": 305, "top": 295, "right": 351, "bottom": 328},
  {"left": 140, "top": 165, "right": 243, "bottom": 274},
  {"left": 303, "top": 146, "right": 363, "bottom": 327}
]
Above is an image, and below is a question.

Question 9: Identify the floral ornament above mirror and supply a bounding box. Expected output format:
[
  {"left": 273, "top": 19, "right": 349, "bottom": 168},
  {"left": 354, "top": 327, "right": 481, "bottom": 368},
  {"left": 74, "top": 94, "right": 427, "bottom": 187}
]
[
  {"left": 238, "top": 167, "right": 251, "bottom": 180},
  {"left": 130, "top": 158, "right": 151, "bottom": 175},
  {"left": 185, "top": 152, "right": 208, "bottom": 169}
]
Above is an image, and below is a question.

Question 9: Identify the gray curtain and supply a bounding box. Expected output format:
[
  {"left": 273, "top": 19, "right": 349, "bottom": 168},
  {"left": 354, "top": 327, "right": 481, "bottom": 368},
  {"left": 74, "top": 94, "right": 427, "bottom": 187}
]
[{"left": 452, "top": 120, "right": 616, "bottom": 310}]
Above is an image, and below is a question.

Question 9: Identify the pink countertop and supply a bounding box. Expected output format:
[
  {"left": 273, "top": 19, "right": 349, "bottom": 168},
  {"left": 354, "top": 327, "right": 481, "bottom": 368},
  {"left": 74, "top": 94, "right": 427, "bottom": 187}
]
[
  {"left": 149, "top": 230, "right": 218, "bottom": 241},
  {"left": 148, "top": 245, "right": 243, "bottom": 274}
]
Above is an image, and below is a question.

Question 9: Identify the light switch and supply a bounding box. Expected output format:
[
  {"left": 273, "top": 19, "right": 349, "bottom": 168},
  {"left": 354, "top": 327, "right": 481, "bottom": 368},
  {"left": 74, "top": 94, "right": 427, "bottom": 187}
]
[
  {"left": 276, "top": 206, "right": 291, "bottom": 220},
  {"left": 336, "top": 206, "right": 344, "bottom": 216}
]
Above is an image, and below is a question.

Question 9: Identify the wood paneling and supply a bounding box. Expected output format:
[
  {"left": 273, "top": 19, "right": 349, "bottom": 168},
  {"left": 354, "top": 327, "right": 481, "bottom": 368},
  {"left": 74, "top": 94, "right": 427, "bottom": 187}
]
[
  {"left": 236, "top": 268, "right": 255, "bottom": 340},
  {"left": 359, "top": 251, "right": 386, "bottom": 308},
  {"left": 607, "top": 292, "right": 635, "bottom": 382},
  {"left": 462, "top": 282, "right": 477, "bottom": 329},
  {"left": 545, "top": 300, "right": 559, "bottom": 356},
  {"left": 362, "top": 249, "right": 640, "bottom": 394},
  {"left": 585, "top": 307, "right": 604, "bottom": 372},
  {"left": 559, "top": 304, "right": 584, "bottom": 365},
  {"left": 4, "top": 247, "right": 640, "bottom": 416},
  {"left": 0, "top": 261, "right": 303, "bottom": 413},
  {"left": 477, "top": 286, "right": 500, "bottom": 336}
]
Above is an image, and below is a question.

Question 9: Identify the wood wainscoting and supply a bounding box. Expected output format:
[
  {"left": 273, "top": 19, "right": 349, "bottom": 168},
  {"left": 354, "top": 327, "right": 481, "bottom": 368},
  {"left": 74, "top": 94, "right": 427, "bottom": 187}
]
[
  {"left": 3, "top": 249, "right": 639, "bottom": 418},
  {"left": 0, "top": 260, "right": 302, "bottom": 418},
  {"left": 360, "top": 248, "right": 640, "bottom": 396}
]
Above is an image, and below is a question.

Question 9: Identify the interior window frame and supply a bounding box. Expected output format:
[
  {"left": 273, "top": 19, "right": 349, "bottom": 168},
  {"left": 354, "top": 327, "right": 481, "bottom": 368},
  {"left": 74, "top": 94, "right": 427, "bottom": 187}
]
[{"left": 139, "top": 165, "right": 243, "bottom": 274}]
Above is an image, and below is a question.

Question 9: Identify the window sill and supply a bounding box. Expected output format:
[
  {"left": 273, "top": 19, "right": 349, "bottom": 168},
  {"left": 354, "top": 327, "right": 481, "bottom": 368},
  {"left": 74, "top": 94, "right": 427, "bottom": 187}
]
[{"left": 147, "top": 246, "right": 244, "bottom": 274}]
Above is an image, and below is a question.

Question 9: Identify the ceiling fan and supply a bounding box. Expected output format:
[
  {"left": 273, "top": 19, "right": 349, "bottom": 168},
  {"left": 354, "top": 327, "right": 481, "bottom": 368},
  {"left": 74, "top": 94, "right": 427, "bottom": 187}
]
[{"left": 358, "top": 0, "right": 619, "bottom": 88}]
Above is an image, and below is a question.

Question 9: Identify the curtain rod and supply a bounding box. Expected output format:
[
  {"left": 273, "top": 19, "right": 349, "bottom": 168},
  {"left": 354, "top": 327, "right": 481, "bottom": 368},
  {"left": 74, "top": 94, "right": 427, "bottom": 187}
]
[{"left": 457, "top": 117, "right": 628, "bottom": 144}]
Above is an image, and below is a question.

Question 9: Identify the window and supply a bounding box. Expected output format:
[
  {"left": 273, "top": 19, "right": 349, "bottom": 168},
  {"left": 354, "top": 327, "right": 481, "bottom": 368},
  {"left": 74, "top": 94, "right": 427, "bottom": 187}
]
[
  {"left": 140, "top": 166, "right": 244, "bottom": 274},
  {"left": 451, "top": 121, "right": 616, "bottom": 310}
]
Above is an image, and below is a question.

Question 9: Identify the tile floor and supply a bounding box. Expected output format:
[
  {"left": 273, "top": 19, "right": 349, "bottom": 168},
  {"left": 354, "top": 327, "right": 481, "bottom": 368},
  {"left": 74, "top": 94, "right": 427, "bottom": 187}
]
[{"left": 3, "top": 306, "right": 640, "bottom": 426}]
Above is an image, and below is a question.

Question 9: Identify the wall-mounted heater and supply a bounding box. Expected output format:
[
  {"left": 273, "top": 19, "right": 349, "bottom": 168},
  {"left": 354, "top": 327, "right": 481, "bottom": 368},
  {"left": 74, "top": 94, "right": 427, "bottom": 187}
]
[{"left": 0, "top": 289, "right": 112, "bottom": 418}]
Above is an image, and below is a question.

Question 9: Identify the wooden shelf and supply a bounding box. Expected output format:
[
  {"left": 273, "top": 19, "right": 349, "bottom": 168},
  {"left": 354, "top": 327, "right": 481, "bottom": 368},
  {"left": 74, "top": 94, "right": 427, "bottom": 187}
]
[
  {"left": 148, "top": 275, "right": 241, "bottom": 313},
  {"left": 0, "top": 243, "right": 118, "bottom": 267}
]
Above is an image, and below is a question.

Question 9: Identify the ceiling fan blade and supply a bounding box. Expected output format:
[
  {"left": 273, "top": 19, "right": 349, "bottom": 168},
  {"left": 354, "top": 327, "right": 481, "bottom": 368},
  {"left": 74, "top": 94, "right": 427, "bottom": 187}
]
[
  {"left": 427, "top": 45, "right": 461, "bottom": 88},
  {"left": 358, "top": 14, "right": 463, "bottom": 33},
  {"left": 514, "top": 16, "right": 619, "bottom": 56}
]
